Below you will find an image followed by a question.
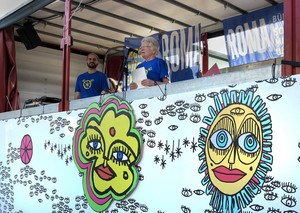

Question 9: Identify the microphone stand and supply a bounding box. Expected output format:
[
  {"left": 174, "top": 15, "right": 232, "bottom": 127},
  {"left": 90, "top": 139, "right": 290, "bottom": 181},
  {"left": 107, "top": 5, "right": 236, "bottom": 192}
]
[{"left": 116, "top": 47, "right": 133, "bottom": 92}]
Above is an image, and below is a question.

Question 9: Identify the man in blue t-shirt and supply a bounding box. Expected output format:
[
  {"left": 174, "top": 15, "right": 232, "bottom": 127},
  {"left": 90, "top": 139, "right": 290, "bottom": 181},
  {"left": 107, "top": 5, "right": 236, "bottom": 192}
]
[{"left": 74, "top": 53, "right": 109, "bottom": 99}]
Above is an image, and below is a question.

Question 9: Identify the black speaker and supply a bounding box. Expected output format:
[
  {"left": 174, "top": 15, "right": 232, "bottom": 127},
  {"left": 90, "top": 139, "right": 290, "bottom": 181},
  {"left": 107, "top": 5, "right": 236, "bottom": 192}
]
[{"left": 16, "top": 22, "right": 42, "bottom": 50}]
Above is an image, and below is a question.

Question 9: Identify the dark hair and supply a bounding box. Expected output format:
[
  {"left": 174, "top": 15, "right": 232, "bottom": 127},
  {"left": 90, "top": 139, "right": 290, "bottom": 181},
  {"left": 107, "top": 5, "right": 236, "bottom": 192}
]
[{"left": 87, "top": 52, "right": 100, "bottom": 61}]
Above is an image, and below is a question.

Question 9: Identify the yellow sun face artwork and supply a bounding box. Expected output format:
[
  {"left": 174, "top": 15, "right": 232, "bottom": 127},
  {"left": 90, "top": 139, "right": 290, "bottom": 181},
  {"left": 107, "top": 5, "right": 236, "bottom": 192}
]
[
  {"left": 198, "top": 90, "right": 273, "bottom": 212},
  {"left": 206, "top": 104, "right": 262, "bottom": 195}
]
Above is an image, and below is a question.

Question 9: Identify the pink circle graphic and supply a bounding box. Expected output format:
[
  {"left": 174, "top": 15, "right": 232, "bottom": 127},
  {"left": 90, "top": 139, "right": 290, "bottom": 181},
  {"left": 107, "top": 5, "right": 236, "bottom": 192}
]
[{"left": 20, "top": 134, "right": 33, "bottom": 164}]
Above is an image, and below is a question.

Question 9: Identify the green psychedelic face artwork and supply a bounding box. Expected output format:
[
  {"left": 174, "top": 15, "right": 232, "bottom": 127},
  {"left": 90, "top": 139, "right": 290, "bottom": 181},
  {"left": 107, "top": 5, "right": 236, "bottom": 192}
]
[
  {"left": 198, "top": 90, "right": 273, "bottom": 212},
  {"left": 72, "top": 96, "right": 143, "bottom": 211}
]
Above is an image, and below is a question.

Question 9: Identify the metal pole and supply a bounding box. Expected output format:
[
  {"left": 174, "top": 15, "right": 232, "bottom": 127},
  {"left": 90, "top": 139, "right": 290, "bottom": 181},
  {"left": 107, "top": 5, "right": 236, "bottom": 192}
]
[
  {"left": 201, "top": 33, "right": 208, "bottom": 76},
  {"left": 59, "top": 0, "right": 72, "bottom": 111}
]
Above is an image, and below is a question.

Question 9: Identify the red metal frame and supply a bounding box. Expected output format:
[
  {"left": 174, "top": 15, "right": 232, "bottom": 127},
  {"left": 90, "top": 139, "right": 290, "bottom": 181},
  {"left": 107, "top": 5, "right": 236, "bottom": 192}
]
[
  {"left": 282, "top": 0, "right": 300, "bottom": 76},
  {"left": 59, "top": 0, "right": 72, "bottom": 112}
]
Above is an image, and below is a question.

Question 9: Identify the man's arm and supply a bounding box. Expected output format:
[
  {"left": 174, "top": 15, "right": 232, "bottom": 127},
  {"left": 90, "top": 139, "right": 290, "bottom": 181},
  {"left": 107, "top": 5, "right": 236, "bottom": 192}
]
[{"left": 74, "top": 92, "right": 81, "bottom": 99}]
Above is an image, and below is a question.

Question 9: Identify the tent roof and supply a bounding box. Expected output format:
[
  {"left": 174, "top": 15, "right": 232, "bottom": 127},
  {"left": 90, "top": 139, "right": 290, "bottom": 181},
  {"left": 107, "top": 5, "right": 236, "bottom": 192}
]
[{"left": 1, "top": 0, "right": 283, "bottom": 56}]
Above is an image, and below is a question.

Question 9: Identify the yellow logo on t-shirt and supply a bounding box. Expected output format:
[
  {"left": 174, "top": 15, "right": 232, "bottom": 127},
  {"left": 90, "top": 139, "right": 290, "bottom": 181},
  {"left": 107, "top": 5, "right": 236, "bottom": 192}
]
[
  {"left": 145, "top": 67, "right": 151, "bottom": 74},
  {"left": 83, "top": 79, "right": 94, "bottom": 89}
]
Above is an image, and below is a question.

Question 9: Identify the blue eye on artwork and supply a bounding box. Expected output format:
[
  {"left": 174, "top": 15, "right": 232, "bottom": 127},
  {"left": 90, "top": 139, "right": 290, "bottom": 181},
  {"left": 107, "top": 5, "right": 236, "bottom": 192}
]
[
  {"left": 89, "top": 141, "right": 101, "bottom": 150},
  {"left": 238, "top": 133, "right": 259, "bottom": 153},
  {"left": 113, "top": 151, "right": 128, "bottom": 162},
  {"left": 210, "top": 130, "right": 232, "bottom": 149}
]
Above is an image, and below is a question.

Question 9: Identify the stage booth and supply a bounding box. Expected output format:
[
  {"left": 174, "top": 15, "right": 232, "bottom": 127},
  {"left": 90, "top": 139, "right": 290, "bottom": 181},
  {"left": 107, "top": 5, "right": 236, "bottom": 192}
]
[{"left": 0, "top": 69, "right": 299, "bottom": 212}]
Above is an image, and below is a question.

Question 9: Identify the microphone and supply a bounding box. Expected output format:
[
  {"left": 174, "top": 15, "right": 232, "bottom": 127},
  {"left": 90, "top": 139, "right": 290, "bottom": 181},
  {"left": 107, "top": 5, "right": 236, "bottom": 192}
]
[
  {"left": 25, "top": 99, "right": 34, "bottom": 104},
  {"left": 125, "top": 46, "right": 139, "bottom": 54}
]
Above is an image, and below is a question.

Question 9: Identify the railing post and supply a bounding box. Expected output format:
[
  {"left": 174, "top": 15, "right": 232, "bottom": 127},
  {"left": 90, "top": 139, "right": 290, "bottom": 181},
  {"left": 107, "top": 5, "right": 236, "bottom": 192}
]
[{"left": 59, "top": 0, "right": 72, "bottom": 111}]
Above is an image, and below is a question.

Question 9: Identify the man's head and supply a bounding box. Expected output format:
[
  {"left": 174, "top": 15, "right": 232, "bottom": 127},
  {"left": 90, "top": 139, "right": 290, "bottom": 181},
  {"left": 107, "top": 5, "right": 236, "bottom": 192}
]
[{"left": 87, "top": 53, "right": 100, "bottom": 69}]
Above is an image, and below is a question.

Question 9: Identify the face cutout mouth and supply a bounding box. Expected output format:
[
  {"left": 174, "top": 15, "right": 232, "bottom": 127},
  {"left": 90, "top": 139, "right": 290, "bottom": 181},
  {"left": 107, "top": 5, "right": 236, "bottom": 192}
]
[
  {"left": 96, "top": 164, "right": 116, "bottom": 181},
  {"left": 213, "top": 166, "right": 246, "bottom": 183}
]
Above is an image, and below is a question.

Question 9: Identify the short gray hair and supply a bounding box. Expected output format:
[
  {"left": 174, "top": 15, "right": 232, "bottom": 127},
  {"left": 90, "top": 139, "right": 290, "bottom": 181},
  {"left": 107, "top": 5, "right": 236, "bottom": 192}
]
[{"left": 141, "top": 37, "right": 160, "bottom": 56}]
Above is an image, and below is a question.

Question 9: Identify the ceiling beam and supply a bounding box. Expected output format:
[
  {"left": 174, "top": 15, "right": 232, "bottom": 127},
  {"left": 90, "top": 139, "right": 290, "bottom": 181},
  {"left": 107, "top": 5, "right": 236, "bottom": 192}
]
[
  {"left": 0, "top": 0, "right": 54, "bottom": 29},
  {"left": 214, "top": 0, "right": 248, "bottom": 15},
  {"left": 15, "top": 36, "right": 106, "bottom": 58},
  {"left": 27, "top": 16, "right": 125, "bottom": 45},
  {"left": 111, "top": 0, "right": 191, "bottom": 28},
  {"left": 70, "top": 0, "right": 165, "bottom": 33},
  {"left": 41, "top": 7, "right": 144, "bottom": 38},
  {"left": 35, "top": 29, "right": 110, "bottom": 50},
  {"left": 163, "top": 0, "right": 221, "bottom": 23},
  {"left": 263, "top": 0, "right": 280, "bottom": 6}
]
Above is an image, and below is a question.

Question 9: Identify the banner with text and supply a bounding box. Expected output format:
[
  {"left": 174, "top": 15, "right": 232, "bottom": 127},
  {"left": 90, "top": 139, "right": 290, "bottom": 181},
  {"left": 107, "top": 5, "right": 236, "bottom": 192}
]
[
  {"left": 124, "top": 23, "right": 201, "bottom": 83},
  {"left": 223, "top": 3, "right": 283, "bottom": 67}
]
